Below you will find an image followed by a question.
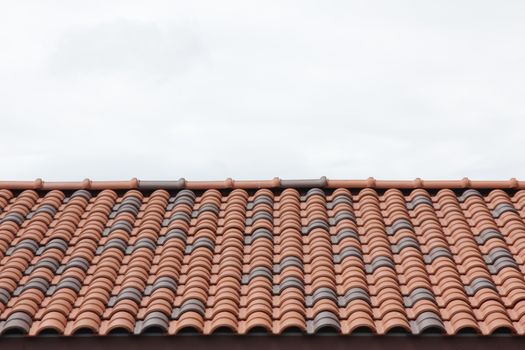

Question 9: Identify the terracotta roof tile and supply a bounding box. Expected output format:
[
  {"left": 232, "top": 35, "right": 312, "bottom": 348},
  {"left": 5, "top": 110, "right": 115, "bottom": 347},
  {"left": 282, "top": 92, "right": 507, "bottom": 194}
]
[{"left": 2, "top": 179, "right": 525, "bottom": 336}]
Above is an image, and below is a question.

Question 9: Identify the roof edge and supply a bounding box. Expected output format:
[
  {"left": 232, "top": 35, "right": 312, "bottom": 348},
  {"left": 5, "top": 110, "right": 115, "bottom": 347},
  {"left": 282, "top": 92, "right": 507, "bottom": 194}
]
[
  {"left": 2, "top": 334, "right": 525, "bottom": 350},
  {"left": 0, "top": 177, "right": 522, "bottom": 191}
]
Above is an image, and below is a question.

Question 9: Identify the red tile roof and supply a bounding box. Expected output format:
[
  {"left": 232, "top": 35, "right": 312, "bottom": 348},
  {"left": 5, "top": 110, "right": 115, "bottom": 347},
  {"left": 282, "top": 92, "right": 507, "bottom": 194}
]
[{"left": 1, "top": 178, "right": 525, "bottom": 336}]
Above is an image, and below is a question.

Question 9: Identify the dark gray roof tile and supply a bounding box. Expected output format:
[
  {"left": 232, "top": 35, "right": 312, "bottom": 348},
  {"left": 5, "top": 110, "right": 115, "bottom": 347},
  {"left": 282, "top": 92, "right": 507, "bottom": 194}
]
[
  {"left": 158, "top": 229, "right": 187, "bottom": 245},
  {"left": 301, "top": 219, "right": 329, "bottom": 235},
  {"left": 247, "top": 195, "right": 273, "bottom": 210},
  {"left": 365, "top": 256, "right": 395, "bottom": 273},
  {"left": 127, "top": 238, "right": 157, "bottom": 254},
  {"left": 338, "top": 287, "right": 371, "bottom": 307},
  {"left": 163, "top": 212, "right": 192, "bottom": 226},
  {"left": 307, "top": 311, "right": 340, "bottom": 334},
  {"left": 406, "top": 195, "right": 433, "bottom": 210},
  {"left": 114, "top": 287, "right": 142, "bottom": 305},
  {"left": 475, "top": 229, "right": 505, "bottom": 245},
  {"left": 36, "top": 239, "right": 67, "bottom": 256},
  {"left": 185, "top": 237, "right": 214, "bottom": 254},
  {"left": 173, "top": 190, "right": 196, "bottom": 202},
  {"left": 71, "top": 189, "right": 92, "bottom": 201},
  {"left": 244, "top": 228, "right": 273, "bottom": 245},
  {"left": 281, "top": 177, "right": 327, "bottom": 189},
  {"left": 31, "top": 204, "right": 58, "bottom": 218},
  {"left": 65, "top": 257, "right": 90, "bottom": 272},
  {"left": 333, "top": 246, "right": 363, "bottom": 264},
  {"left": 329, "top": 211, "right": 356, "bottom": 225},
  {"left": 273, "top": 256, "right": 303, "bottom": 274},
  {"left": 111, "top": 203, "right": 140, "bottom": 217},
  {"left": 327, "top": 195, "right": 353, "bottom": 210},
  {"left": 272, "top": 276, "right": 304, "bottom": 294},
  {"left": 331, "top": 228, "right": 359, "bottom": 244},
  {"left": 305, "top": 287, "right": 338, "bottom": 307},
  {"left": 391, "top": 236, "right": 420, "bottom": 254},
  {"left": 245, "top": 211, "right": 273, "bottom": 226},
  {"left": 458, "top": 189, "right": 483, "bottom": 203},
  {"left": 484, "top": 248, "right": 519, "bottom": 274},
  {"left": 410, "top": 311, "right": 444, "bottom": 334},
  {"left": 0, "top": 212, "right": 25, "bottom": 226},
  {"left": 5, "top": 239, "right": 39, "bottom": 256},
  {"left": 168, "top": 195, "right": 195, "bottom": 209},
  {"left": 14, "top": 277, "right": 50, "bottom": 296},
  {"left": 302, "top": 188, "right": 326, "bottom": 201},
  {"left": 47, "top": 277, "right": 83, "bottom": 295},
  {"left": 1, "top": 312, "right": 33, "bottom": 334},
  {"left": 423, "top": 247, "right": 453, "bottom": 264},
  {"left": 145, "top": 276, "right": 178, "bottom": 295},
  {"left": 192, "top": 203, "right": 220, "bottom": 218},
  {"left": 492, "top": 203, "right": 518, "bottom": 218},
  {"left": 96, "top": 238, "right": 128, "bottom": 254},
  {"left": 135, "top": 311, "right": 170, "bottom": 334},
  {"left": 105, "top": 220, "right": 133, "bottom": 236},
  {"left": 403, "top": 288, "right": 436, "bottom": 307},
  {"left": 386, "top": 219, "right": 414, "bottom": 236},
  {"left": 25, "top": 257, "right": 60, "bottom": 275},
  {"left": 242, "top": 266, "right": 273, "bottom": 284},
  {"left": 171, "top": 299, "right": 206, "bottom": 319},
  {"left": 0, "top": 288, "right": 11, "bottom": 305},
  {"left": 465, "top": 277, "right": 497, "bottom": 296}
]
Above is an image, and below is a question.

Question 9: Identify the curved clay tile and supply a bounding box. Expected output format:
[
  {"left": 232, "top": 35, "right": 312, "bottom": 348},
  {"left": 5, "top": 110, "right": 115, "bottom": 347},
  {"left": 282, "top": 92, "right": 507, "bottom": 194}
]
[
  {"left": 109, "top": 192, "right": 167, "bottom": 329},
  {"left": 206, "top": 314, "right": 238, "bottom": 334},
  {"left": 274, "top": 317, "right": 307, "bottom": 334},
  {"left": 0, "top": 311, "right": 33, "bottom": 335},
  {"left": 356, "top": 190, "right": 410, "bottom": 334},
  {"left": 172, "top": 191, "right": 220, "bottom": 331},
  {"left": 465, "top": 199, "right": 524, "bottom": 326},
  {"left": 241, "top": 190, "right": 274, "bottom": 331},
  {"left": 446, "top": 316, "right": 481, "bottom": 335},
  {"left": 241, "top": 317, "right": 273, "bottom": 335},
  {"left": 383, "top": 190, "right": 438, "bottom": 328},
  {"left": 66, "top": 311, "right": 101, "bottom": 335},
  {"left": 341, "top": 314, "right": 376, "bottom": 334},
  {"left": 0, "top": 189, "right": 13, "bottom": 208},
  {"left": 209, "top": 190, "right": 247, "bottom": 333},
  {"left": 2, "top": 182, "right": 525, "bottom": 336},
  {"left": 307, "top": 310, "right": 340, "bottom": 334},
  {"left": 100, "top": 310, "right": 136, "bottom": 335},
  {"left": 169, "top": 313, "right": 205, "bottom": 335},
  {"left": 135, "top": 311, "right": 170, "bottom": 334},
  {"left": 0, "top": 196, "right": 69, "bottom": 321},
  {"left": 481, "top": 308, "right": 515, "bottom": 335},
  {"left": 377, "top": 314, "right": 411, "bottom": 334},
  {"left": 273, "top": 189, "right": 305, "bottom": 332},
  {"left": 30, "top": 311, "right": 67, "bottom": 335}
]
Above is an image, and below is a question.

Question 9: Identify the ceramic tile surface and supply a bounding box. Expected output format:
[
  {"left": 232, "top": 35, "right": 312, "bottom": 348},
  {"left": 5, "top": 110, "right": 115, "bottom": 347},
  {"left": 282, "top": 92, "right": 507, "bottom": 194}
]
[{"left": 1, "top": 180, "right": 525, "bottom": 336}]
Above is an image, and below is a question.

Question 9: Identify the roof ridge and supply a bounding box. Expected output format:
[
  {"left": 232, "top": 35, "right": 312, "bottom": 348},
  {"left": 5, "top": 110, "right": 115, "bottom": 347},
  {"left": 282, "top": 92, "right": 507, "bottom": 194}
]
[{"left": 0, "top": 177, "right": 522, "bottom": 190}]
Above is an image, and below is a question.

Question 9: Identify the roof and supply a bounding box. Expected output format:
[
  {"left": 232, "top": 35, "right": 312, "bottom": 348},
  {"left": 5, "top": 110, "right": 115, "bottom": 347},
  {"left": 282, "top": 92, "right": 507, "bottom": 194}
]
[
  {"left": 1, "top": 178, "right": 525, "bottom": 336},
  {"left": 1, "top": 177, "right": 525, "bottom": 190}
]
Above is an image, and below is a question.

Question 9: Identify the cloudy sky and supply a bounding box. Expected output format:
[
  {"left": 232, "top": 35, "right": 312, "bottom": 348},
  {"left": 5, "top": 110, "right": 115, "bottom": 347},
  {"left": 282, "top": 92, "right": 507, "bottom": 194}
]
[{"left": 1, "top": 1, "right": 524, "bottom": 181}]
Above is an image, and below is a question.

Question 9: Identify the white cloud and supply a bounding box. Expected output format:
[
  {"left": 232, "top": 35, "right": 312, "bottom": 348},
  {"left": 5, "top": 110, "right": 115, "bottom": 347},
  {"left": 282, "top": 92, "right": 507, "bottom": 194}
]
[
  {"left": 1, "top": 0, "right": 524, "bottom": 181},
  {"left": 49, "top": 19, "right": 205, "bottom": 82}
]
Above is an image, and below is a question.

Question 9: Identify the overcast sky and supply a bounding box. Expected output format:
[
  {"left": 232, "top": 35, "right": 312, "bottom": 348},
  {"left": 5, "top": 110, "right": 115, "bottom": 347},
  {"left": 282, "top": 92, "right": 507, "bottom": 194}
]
[{"left": 1, "top": 1, "right": 524, "bottom": 181}]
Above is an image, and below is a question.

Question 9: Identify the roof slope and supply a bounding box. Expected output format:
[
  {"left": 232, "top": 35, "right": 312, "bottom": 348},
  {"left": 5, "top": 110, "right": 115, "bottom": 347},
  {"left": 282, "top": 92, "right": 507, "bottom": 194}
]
[{"left": 1, "top": 179, "right": 525, "bottom": 336}]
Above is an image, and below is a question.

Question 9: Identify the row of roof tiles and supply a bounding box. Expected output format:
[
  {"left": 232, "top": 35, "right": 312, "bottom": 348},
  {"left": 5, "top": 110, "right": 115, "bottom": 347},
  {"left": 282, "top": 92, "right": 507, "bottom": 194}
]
[
  {"left": 1, "top": 178, "right": 525, "bottom": 190},
  {"left": 1, "top": 185, "right": 525, "bottom": 336}
]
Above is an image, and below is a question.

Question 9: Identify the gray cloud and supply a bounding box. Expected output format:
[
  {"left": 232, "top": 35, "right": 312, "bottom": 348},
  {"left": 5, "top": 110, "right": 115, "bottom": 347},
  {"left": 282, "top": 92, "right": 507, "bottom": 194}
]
[{"left": 1, "top": 1, "right": 524, "bottom": 181}]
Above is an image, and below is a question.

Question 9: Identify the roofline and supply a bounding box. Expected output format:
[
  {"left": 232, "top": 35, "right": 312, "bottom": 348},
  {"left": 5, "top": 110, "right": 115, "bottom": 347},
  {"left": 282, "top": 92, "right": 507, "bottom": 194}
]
[
  {"left": 0, "top": 177, "right": 523, "bottom": 191},
  {"left": 2, "top": 334, "right": 525, "bottom": 350}
]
